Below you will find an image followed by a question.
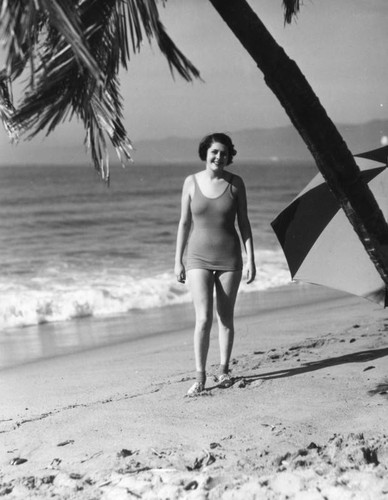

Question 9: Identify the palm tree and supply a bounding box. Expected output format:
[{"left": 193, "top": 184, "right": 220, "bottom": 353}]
[
  {"left": 1, "top": 0, "right": 388, "bottom": 293},
  {"left": 208, "top": 0, "right": 388, "bottom": 298},
  {"left": 0, "top": 0, "right": 200, "bottom": 183}
]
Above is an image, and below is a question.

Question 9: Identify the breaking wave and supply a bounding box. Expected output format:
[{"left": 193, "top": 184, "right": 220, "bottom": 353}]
[{"left": 0, "top": 249, "right": 291, "bottom": 329}]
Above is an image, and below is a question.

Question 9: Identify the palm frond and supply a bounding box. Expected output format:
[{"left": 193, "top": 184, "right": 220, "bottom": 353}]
[
  {"left": 122, "top": 0, "right": 201, "bottom": 80},
  {"left": 0, "top": 0, "right": 100, "bottom": 82},
  {"left": 0, "top": 0, "right": 201, "bottom": 180},
  {"left": 282, "top": 0, "right": 301, "bottom": 24},
  {"left": 39, "top": 0, "right": 102, "bottom": 81},
  {"left": 0, "top": 73, "right": 18, "bottom": 141}
]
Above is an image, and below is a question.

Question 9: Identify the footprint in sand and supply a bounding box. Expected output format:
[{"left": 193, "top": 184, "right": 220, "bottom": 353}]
[
  {"left": 9, "top": 457, "right": 27, "bottom": 466},
  {"left": 57, "top": 440, "right": 74, "bottom": 447}
]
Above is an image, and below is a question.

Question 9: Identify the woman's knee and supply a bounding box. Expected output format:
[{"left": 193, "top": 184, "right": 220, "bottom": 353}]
[
  {"left": 216, "top": 298, "right": 235, "bottom": 327},
  {"left": 216, "top": 312, "right": 234, "bottom": 331},
  {"left": 195, "top": 311, "right": 213, "bottom": 331}
]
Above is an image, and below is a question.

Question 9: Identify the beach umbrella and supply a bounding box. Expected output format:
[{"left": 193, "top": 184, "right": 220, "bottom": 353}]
[{"left": 271, "top": 146, "right": 388, "bottom": 305}]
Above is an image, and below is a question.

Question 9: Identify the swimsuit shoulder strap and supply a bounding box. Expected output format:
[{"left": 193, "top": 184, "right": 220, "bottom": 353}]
[
  {"left": 193, "top": 174, "right": 201, "bottom": 190},
  {"left": 191, "top": 174, "right": 201, "bottom": 199},
  {"left": 228, "top": 173, "right": 235, "bottom": 195}
]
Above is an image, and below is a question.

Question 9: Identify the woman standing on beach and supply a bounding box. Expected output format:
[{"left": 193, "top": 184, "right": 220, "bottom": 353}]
[{"left": 175, "top": 133, "right": 256, "bottom": 396}]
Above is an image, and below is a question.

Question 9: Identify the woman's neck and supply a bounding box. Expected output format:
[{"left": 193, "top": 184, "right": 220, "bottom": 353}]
[{"left": 205, "top": 165, "right": 225, "bottom": 180}]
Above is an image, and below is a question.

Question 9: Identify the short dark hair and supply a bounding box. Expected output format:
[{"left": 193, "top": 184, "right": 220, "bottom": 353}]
[{"left": 198, "top": 133, "right": 237, "bottom": 166}]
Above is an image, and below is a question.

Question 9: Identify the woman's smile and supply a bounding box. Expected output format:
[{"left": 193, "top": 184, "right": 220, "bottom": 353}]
[{"left": 206, "top": 141, "right": 229, "bottom": 169}]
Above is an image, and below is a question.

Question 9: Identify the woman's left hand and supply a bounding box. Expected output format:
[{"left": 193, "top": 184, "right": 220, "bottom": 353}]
[{"left": 246, "top": 261, "right": 256, "bottom": 284}]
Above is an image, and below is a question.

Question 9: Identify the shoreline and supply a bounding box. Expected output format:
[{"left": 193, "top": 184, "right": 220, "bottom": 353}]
[
  {"left": 1, "top": 283, "right": 388, "bottom": 498},
  {"left": 1, "top": 283, "right": 350, "bottom": 371}
]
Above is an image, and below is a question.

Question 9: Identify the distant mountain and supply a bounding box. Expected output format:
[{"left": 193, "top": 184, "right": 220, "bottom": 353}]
[
  {"left": 1, "top": 119, "right": 387, "bottom": 165},
  {"left": 134, "top": 119, "right": 388, "bottom": 163}
]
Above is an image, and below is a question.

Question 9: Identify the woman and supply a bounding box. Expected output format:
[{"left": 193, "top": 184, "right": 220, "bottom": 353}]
[{"left": 175, "top": 133, "right": 256, "bottom": 396}]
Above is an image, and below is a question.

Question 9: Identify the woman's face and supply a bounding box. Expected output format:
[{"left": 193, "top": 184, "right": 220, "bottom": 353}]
[{"left": 206, "top": 141, "right": 229, "bottom": 169}]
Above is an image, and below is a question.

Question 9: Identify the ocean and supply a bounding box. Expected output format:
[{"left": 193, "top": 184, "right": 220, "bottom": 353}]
[
  {"left": 0, "top": 160, "right": 317, "bottom": 330},
  {"left": 0, "top": 160, "right": 316, "bottom": 366}
]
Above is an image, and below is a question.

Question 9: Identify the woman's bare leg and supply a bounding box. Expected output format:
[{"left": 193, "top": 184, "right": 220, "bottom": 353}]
[
  {"left": 214, "top": 270, "right": 242, "bottom": 371},
  {"left": 187, "top": 269, "right": 215, "bottom": 374}
]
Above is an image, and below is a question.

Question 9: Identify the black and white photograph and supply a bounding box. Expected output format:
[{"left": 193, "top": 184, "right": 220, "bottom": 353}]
[{"left": 1, "top": 1, "right": 387, "bottom": 498}]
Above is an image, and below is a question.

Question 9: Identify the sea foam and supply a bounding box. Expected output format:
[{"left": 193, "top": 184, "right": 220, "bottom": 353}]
[{"left": 0, "top": 249, "right": 291, "bottom": 330}]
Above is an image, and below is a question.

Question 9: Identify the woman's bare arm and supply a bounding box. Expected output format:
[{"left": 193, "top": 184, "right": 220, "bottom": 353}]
[
  {"left": 235, "top": 176, "right": 256, "bottom": 284},
  {"left": 174, "top": 176, "right": 193, "bottom": 283}
]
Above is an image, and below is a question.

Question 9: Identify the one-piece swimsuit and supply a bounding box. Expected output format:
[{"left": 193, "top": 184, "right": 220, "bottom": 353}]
[{"left": 186, "top": 174, "right": 243, "bottom": 272}]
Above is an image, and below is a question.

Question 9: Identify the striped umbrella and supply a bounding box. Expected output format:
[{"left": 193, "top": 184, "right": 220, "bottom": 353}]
[{"left": 271, "top": 146, "right": 388, "bottom": 305}]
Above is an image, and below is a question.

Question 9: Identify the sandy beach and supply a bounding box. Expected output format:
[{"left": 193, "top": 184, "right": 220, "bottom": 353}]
[{"left": 1, "top": 283, "right": 388, "bottom": 499}]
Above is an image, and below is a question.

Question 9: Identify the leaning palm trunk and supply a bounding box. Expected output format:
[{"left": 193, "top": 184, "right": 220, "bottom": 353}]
[{"left": 209, "top": 0, "right": 388, "bottom": 298}]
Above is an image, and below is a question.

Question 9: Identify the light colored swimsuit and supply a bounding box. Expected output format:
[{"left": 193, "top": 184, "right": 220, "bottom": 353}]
[{"left": 186, "top": 174, "right": 243, "bottom": 272}]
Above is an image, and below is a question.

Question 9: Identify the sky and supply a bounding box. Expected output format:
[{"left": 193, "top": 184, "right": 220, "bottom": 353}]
[{"left": 1, "top": 0, "right": 388, "bottom": 163}]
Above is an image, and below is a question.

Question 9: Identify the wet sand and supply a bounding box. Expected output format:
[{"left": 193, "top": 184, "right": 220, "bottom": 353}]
[{"left": 1, "top": 284, "right": 388, "bottom": 499}]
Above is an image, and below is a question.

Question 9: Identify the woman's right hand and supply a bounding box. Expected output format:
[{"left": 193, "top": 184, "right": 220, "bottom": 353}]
[{"left": 174, "top": 262, "right": 186, "bottom": 284}]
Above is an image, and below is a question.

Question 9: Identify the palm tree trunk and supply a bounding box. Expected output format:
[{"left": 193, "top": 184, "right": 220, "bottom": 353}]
[{"left": 209, "top": 0, "right": 388, "bottom": 295}]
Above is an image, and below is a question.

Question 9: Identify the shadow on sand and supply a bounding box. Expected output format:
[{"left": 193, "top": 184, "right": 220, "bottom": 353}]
[
  {"left": 190, "top": 347, "right": 388, "bottom": 397},
  {"left": 236, "top": 348, "right": 388, "bottom": 395}
]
